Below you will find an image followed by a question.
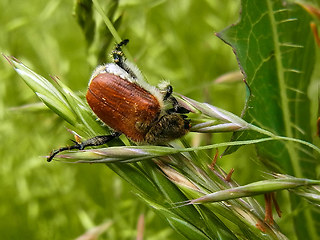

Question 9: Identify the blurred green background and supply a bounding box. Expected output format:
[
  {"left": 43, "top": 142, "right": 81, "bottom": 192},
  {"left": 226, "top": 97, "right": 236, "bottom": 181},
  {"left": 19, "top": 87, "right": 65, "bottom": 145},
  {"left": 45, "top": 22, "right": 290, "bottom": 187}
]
[{"left": 1, "top": 0, "right": 305, "bottom": 239}]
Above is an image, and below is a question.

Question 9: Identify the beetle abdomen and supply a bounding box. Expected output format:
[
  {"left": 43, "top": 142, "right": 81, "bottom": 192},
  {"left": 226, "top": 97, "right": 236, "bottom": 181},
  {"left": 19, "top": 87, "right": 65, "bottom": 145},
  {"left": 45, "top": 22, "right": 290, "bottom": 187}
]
[{"left": 86, "top": 72, "right": 161, "bottom": 142}]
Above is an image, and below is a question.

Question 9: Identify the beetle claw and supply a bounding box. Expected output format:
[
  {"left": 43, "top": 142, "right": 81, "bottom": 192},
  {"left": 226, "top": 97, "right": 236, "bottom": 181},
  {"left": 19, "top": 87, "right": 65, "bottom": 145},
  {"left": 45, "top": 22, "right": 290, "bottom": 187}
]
[{"left": 47, "top": 133, "right": 121, "bottom": 162}]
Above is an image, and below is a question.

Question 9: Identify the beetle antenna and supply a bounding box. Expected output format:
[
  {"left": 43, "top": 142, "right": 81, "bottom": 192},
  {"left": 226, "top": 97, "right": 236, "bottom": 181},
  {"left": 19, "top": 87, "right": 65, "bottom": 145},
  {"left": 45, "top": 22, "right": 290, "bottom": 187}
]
[{"left": 47, "top": 132, "right": 121, "bottom": 162}]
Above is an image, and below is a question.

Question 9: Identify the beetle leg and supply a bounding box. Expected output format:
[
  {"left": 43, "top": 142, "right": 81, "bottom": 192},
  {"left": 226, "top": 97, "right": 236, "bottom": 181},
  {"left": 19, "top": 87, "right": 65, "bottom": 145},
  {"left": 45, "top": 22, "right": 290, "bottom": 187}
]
[
  {"left": 47, "top": 132, "right": 121, "bottom": 162},
  {"left": 168, "top": 97, "right": 190, "bottom": 114},
  {"left": 163, "top": 85, "right": 173, "bottom": 100},
  {"left": 111, "top": 39, "right": 138, "bottom": 79},
  {"left": 163, "top": 85, "right": 190, "bottom": 114},
  {"left": 166, "top": 96, "right": 190, "bottom": 114},
  {"left": 112, "top": 39, "right": 129, "bottom": 70}
]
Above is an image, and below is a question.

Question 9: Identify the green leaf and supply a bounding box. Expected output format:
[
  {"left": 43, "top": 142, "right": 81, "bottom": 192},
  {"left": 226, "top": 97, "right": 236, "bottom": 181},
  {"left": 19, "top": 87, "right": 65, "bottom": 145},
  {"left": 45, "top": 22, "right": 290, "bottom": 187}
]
[
  {"left": 143, "top": 201, "right": 212, "bottom": 240},
  {"left": 6, "top": 56, "right": 108, "bottom": 138},
  {"left": 217, "top": 0, "right": 318, "bottom": 239},
  {"left": 218, "top": 0, "right": 317, "bottom": 175},
  {"left": 8, "top": 57, "right": 78, "bottom": 125}
]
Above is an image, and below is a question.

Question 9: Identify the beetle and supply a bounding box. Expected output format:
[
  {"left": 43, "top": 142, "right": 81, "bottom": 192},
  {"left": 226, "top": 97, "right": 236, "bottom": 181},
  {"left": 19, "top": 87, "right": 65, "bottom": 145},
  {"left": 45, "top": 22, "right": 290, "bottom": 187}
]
[{"left": 47, "top": 39, "right": 190, "bottom": 162}]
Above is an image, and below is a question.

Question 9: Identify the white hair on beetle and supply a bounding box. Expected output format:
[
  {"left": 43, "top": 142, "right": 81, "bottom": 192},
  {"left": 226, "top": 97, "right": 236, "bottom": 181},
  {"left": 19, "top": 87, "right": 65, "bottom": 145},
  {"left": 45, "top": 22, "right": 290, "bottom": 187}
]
[
  {"left": 89, "top": 65, "right": 108, "bottom": 82},
  {"left": 157, "top": 80, "right": 170, "bottom": 91}
]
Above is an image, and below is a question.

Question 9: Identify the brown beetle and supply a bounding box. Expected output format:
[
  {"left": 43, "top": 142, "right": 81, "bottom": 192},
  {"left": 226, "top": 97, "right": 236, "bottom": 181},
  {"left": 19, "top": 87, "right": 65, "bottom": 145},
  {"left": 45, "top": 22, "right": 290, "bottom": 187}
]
[{"left": 48, "top": 40, "right": 190, "bottom": 162}]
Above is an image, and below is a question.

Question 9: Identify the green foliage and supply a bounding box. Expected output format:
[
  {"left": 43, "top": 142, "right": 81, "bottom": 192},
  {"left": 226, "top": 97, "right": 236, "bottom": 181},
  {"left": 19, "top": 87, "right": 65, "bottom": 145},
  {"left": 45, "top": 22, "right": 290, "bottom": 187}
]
[
  {"left": 220, "top": 0, "right": 317, "bottom": 177},
  {"left": 7, "top": 55, "right": 319, "bottom": 240},
  {"left": 218, "top": 0, "right": 320, "bottom": 238}
]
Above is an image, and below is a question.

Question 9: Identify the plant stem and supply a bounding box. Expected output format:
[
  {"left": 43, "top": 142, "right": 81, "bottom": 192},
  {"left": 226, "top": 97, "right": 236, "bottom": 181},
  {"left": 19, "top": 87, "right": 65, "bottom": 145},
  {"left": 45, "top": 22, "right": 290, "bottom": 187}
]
[{"left": 248, "top": 124, "right": 320, "bottom": 154}]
